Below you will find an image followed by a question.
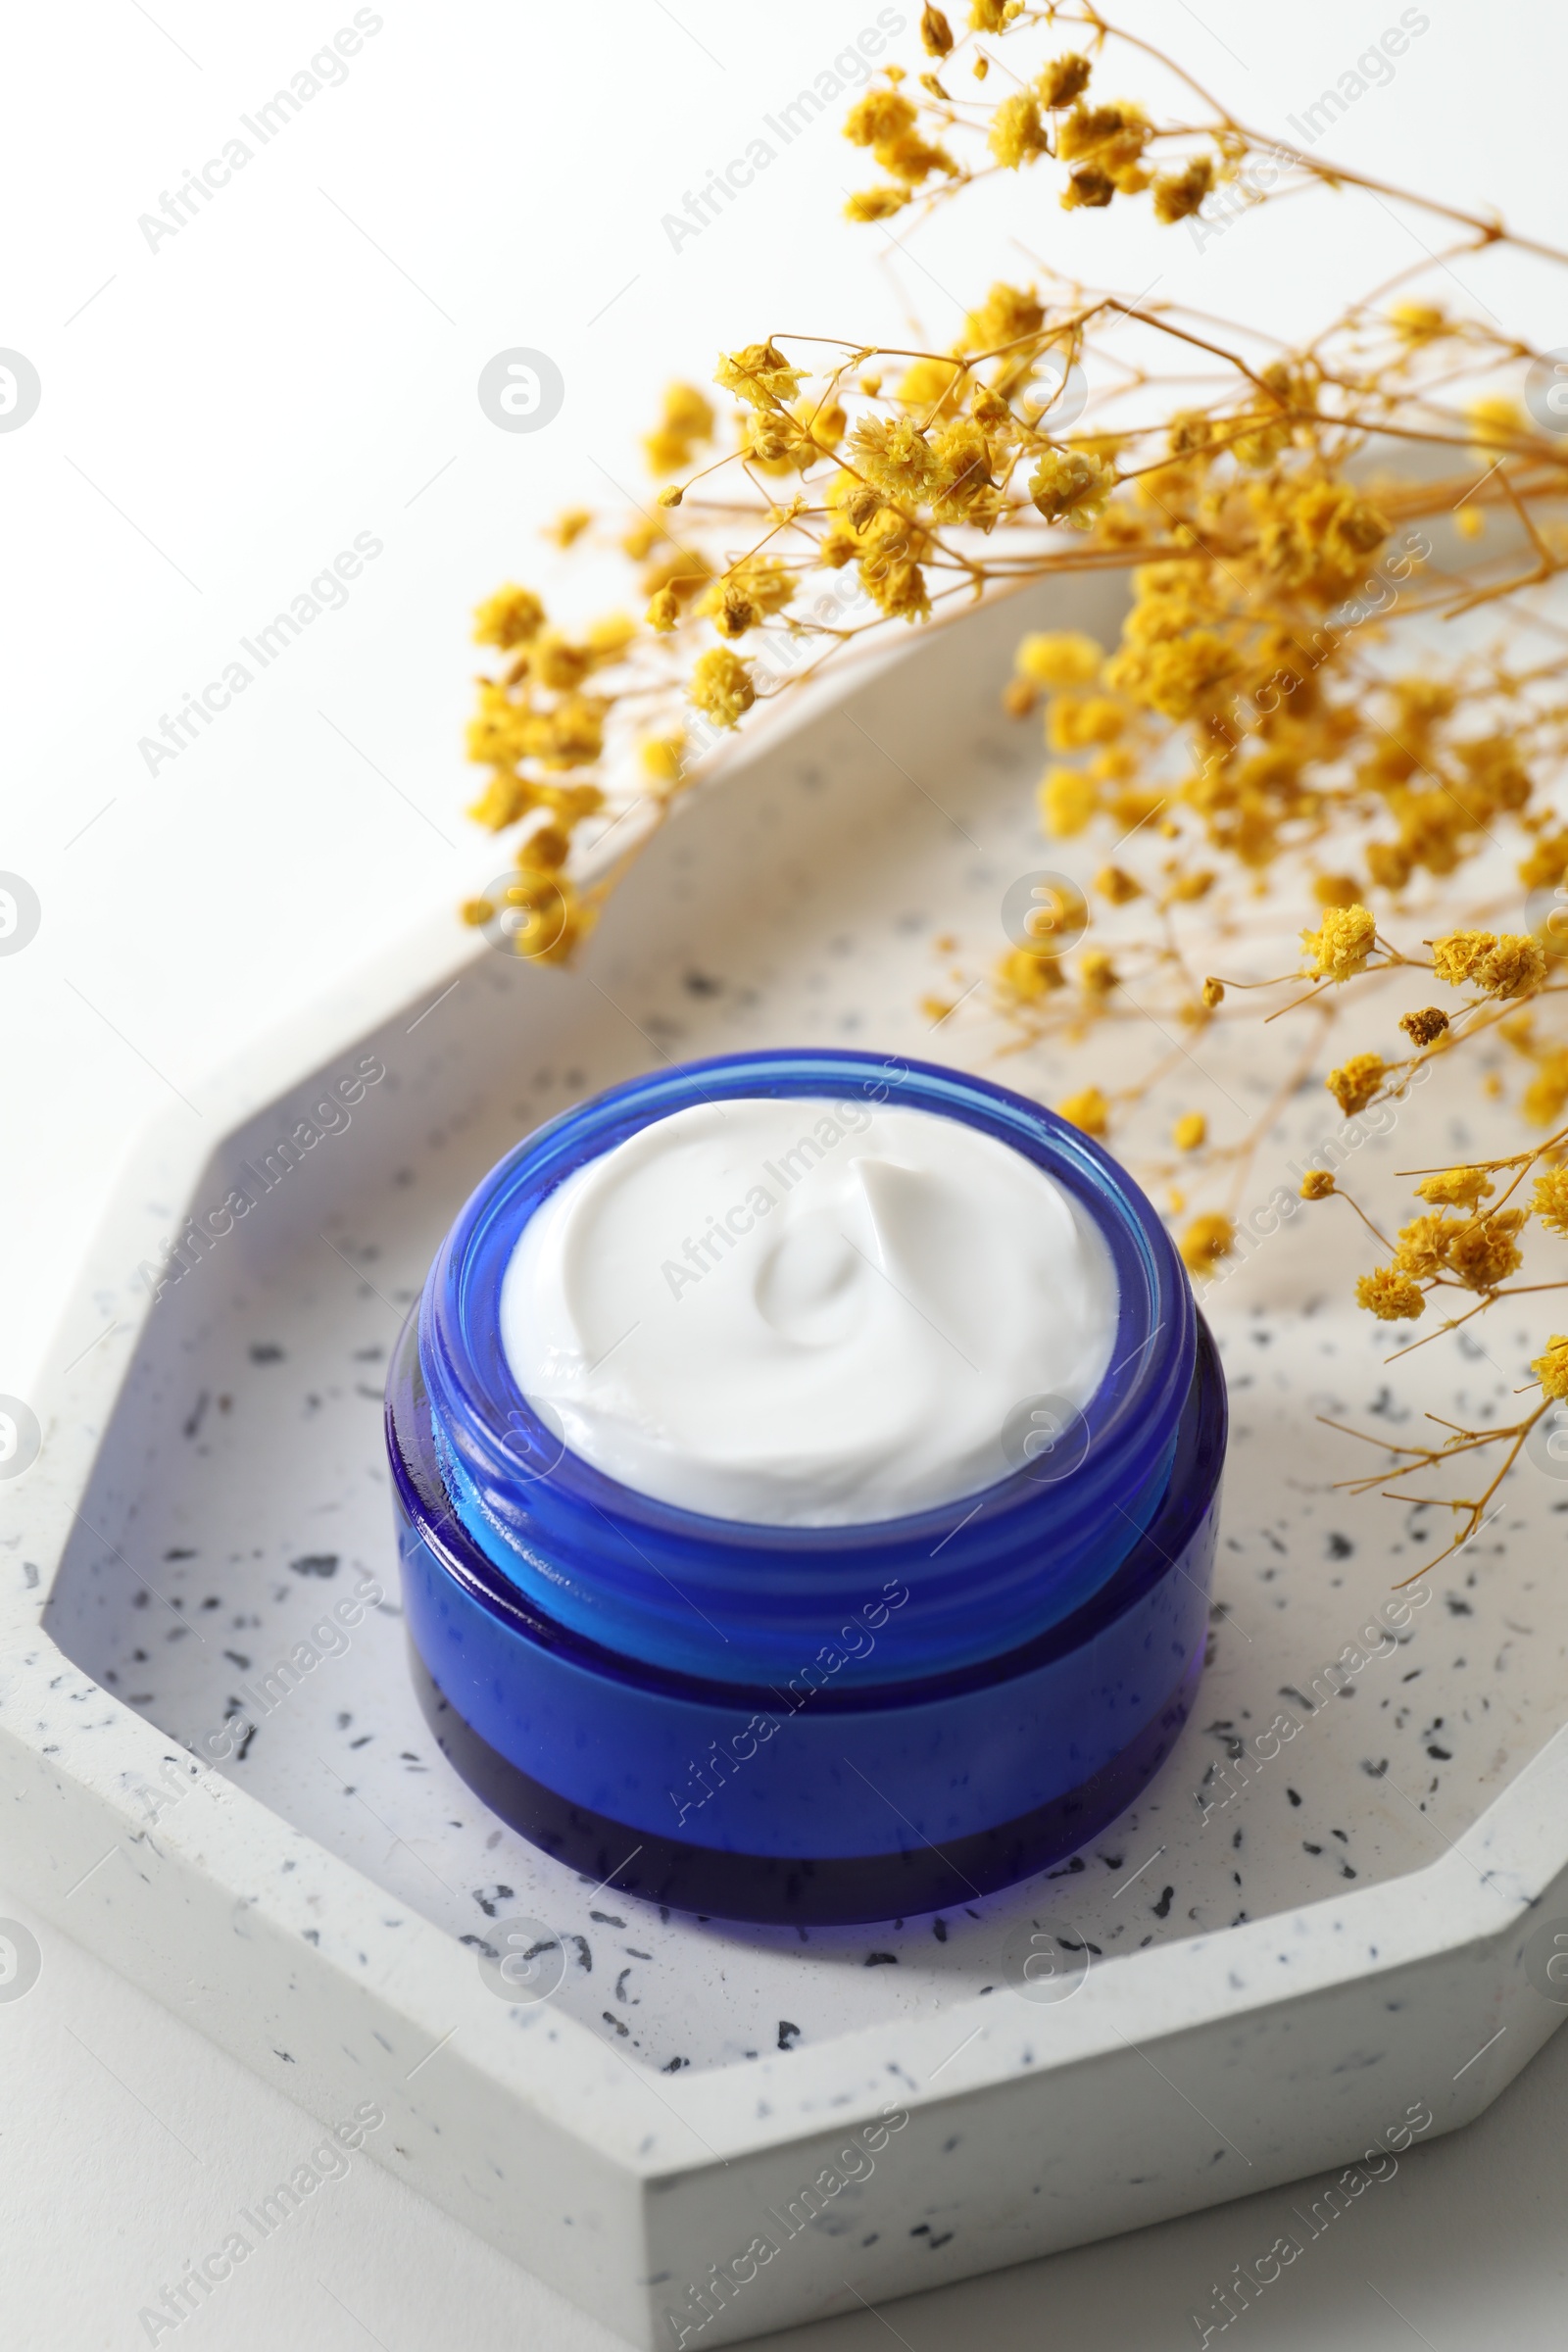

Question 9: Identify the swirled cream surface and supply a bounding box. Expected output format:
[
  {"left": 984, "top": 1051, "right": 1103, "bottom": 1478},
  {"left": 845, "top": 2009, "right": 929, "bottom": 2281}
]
[{"left": 499, "top": 1097, "right": 1118, "bottom": 1526}]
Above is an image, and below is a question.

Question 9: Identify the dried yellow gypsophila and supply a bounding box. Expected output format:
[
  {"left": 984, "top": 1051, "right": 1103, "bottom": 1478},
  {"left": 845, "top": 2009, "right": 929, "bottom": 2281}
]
[{"left": 458, "top": 8, "right": 1568, "bottom": 1575}]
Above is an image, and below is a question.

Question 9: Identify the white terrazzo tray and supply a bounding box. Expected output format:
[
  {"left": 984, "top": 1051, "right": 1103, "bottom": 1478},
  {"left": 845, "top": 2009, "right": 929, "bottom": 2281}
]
[{"left": 6, "top": 580, "right": 1568, "bottom": 2350}]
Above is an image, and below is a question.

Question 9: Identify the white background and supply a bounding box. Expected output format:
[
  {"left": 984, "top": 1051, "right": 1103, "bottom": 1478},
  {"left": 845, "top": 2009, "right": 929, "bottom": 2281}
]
[{"left": 5, "top": 2, "right": 1568, "bottom": 2344}]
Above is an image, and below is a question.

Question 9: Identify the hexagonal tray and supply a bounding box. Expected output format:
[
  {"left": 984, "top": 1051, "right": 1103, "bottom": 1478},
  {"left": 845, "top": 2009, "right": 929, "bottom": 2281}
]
[{"left": 6, "top": 583, "right": 1568, "bottom": 2350}]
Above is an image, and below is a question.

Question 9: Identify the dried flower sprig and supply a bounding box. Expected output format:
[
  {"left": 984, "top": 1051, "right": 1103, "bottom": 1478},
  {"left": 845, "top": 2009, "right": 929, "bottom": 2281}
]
[{"left": 463, "top": 9, "right": 1568, "bottom": 1572}]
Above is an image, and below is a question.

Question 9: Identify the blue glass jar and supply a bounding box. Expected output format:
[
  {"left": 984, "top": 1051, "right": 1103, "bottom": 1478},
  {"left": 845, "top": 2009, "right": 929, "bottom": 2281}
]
[{"left": 387, "top": 1049, "right": 1226, "bottom": 1926}]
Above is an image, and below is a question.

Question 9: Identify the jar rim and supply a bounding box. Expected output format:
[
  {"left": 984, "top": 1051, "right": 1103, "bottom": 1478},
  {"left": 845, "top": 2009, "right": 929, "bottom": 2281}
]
[{"left": 391, "top": 1310, "right": 1225, "bottom": 1709}]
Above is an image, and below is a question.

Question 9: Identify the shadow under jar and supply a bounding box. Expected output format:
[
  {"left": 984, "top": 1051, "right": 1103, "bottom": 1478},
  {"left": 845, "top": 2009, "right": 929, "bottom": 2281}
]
[{"left": 386, "top": 1049, "right": 1226, "bottom": 1927}]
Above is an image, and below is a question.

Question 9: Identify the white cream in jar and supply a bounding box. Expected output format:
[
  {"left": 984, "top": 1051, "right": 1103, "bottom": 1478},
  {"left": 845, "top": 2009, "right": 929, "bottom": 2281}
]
[{"left": 499, "top": 1096, "right": 1118, "bottom": 1526}]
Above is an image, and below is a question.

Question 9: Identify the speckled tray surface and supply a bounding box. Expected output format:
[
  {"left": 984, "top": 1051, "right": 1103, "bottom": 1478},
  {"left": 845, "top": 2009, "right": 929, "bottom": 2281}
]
[
  {"left": 13, "top": 576, "right": 1568, "bottom": 2348},
  {"left": 48, "top": 1121, "right": 1562, "bottom": 2075}
]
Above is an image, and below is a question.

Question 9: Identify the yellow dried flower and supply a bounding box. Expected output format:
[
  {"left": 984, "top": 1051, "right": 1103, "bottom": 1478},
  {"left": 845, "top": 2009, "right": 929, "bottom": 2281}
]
[
  {"left": 866, "top": 501, "right": 932, "bottom": 566},
  {"left": 1533, "top": 1336, "right": 1568, "bottom": 1401},
  {"left": 1476, "top": 936, "right": 1548, "bottom": 998},
  {"left": 736, "top": 406, "right": 803, "bottom": 471},
  {"left": 466, "top": 769, "right": 536, "bottom": 831},
  {"left": 1062, "top": 166, "right": 1115, "bottom": 211},
  {"left": 1326, "top": 1053, "right": 1385, "bottom": 1115},
  {"left": 858, "top": 546, "right": 930, "bottom": 622},
  {"left": 696, "top": 557, "right": 795, "bottom": 638},
  {"left": 850, "top": 414, "right": 940, "bottom": 501},
  {"left": 1092, "top": 744, "right": 1138, "bottom": 782},
  {"left": 1394, "top": 1208, "right": 1501, "bottom": 1288},
  {"left": 963, "top": 281, "right": 1044, "bottom": 354},
  {"left": 539, "top": 782, "right": 604, "bottom": 824},
  {"left": 714, "top": 342, "right": 805, "bottom": 412},
  {"left": 1038, "top": 766, "right": 1097, "bottom": 836},
  {"left": 899, "top": 355, "right": 967, "bottom": 416},
  {"left": 999, "top": 946, "right": 1068, "bottom": 1002},
  {"left": 845, "top": 89, "right": 918, "bottom": 150},
  {"left": 546, "top": 508, "right": 592, "bottom": 549},
  {"left": 846, "top": 185, "right": 909, "bottom": 221},
  {"left": 463, "top": 19, "right": 1568, "bottom": 1494},
  {"left": 1452, "top": 736, "right": 1531, "bottom": 822},
  {"left": 1443, "top": 1210, "right": 1526, "bottom": 1292},
  {"left": 1180, "top": 1214, "right": 1234, "bottom": 1275},
  {"left": 1016, "top": 630, "right": 1102, "bottom": 689},
  {"left": 1048, "top": 694, "right": 1124, "bottom": 750},
  {"left": 533, "top": 693, "right": 606, "bottom": 768},
  {"left": 1467, "top": 395, "right": 1524, "bottom": 449},
  {"left": 1518, "top": 831, "right": 1568, "bottom": 891},
  {"left": 515, "top": 822, "right": 570, "bottom": 873},
  {"left": 487, "top": 871, "right": 588, "bottom": 965},
  {"left": 1110, "top": 784, "right": 1164, "bottom": 830},
  {"left": 1525, "top": 1054, "right": 1568, "bottom": 1128},
  {"left": 1057, "top": 101, "right": 1147, "bottom": 167},
  {"left": 1399, "top": 1006, "right": 1449, "bottom": 1047},
  {"left": 920, "top": 4, "right": 954, "bottom": 56},
  {"left": 705, "top": 586, "right": 758, "bottom": 639},
  {"left": 1431, "top": 929, "right": 1546, "bottom": 997},
  {"left": 1356, "top": 1267, "right": 1426, "bottom": 1322},
  {"left": 531, "top": 631, "right": 593, "bottom": 693},
  {"left": 1104, "top": 628, "right": 1237, "bottom": 720},
  {"left": 586, "top": 614, "right": 634, "bottom": 662},
  {"left": 1152, "top": 155, "right": 1214, "bottom": 225},
  {"left": 1167, "top": 411, "right": 1214, "bottom": 459},
  {"left": 1390, "top": 301, "right": 1448, "bottom": 344},
  {"left": 1250, "top": 477, "right": 1388, "bottom": 599},
  {"left": 1029, "top": 448, "right": 1114, "bottom": 529},
  {"left": 1039, "top": 54, "right": 1092, "bottom": 109},
  {"left": 877, "top": 127, "right": 956, "bottom": 185},
  {"left": 689, "top": 646, "right": 755, "bottom": 729},
  {"left": 662, "top": 381, "right": 713, "bottom": 442},
  {"left": 1057, "top": 1086, "right": 1110, "bottom": 1137},
  {"left": 991, "top": 92, "right": 1047, "bottom": 169},
  {"left": 644, "top": 380, "right": 715, "bottom": 476},
  {"left": 639, "top": 735, "right": 685, "bottom": 789},
  {"left": 1300, "top": 904, "right": 1377, "bottom": 982},
  {"left": 930, "top": 416, "right": 996, "bottom": 515},
  {"left": 474, "top": 585, "right": 546, "bottom": 650},
  {"left": 845, "top": 89, "right": 953, "bottom": 183},
  {"left": 640, "top": 537, "right": 710, "bottom": 599},
  {"left": 1531, "top": 1169, "right": 1568, "bottom": 1237},
  {"left": 1117, "top": 561, "right": 1224, "bottom": 647},
  {"left": 1416, "top": 1167, "right": 1494, "bottom": 1209},
  {"left": 1366, "top": 842, "right": 1413, "bottom": 894}
]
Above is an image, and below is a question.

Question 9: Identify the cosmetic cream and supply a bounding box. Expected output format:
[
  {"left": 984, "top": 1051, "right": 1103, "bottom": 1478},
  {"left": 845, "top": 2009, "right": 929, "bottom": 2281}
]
[{"left": 498, "top": 1096, "right": 1118, "bottom": 1527}]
